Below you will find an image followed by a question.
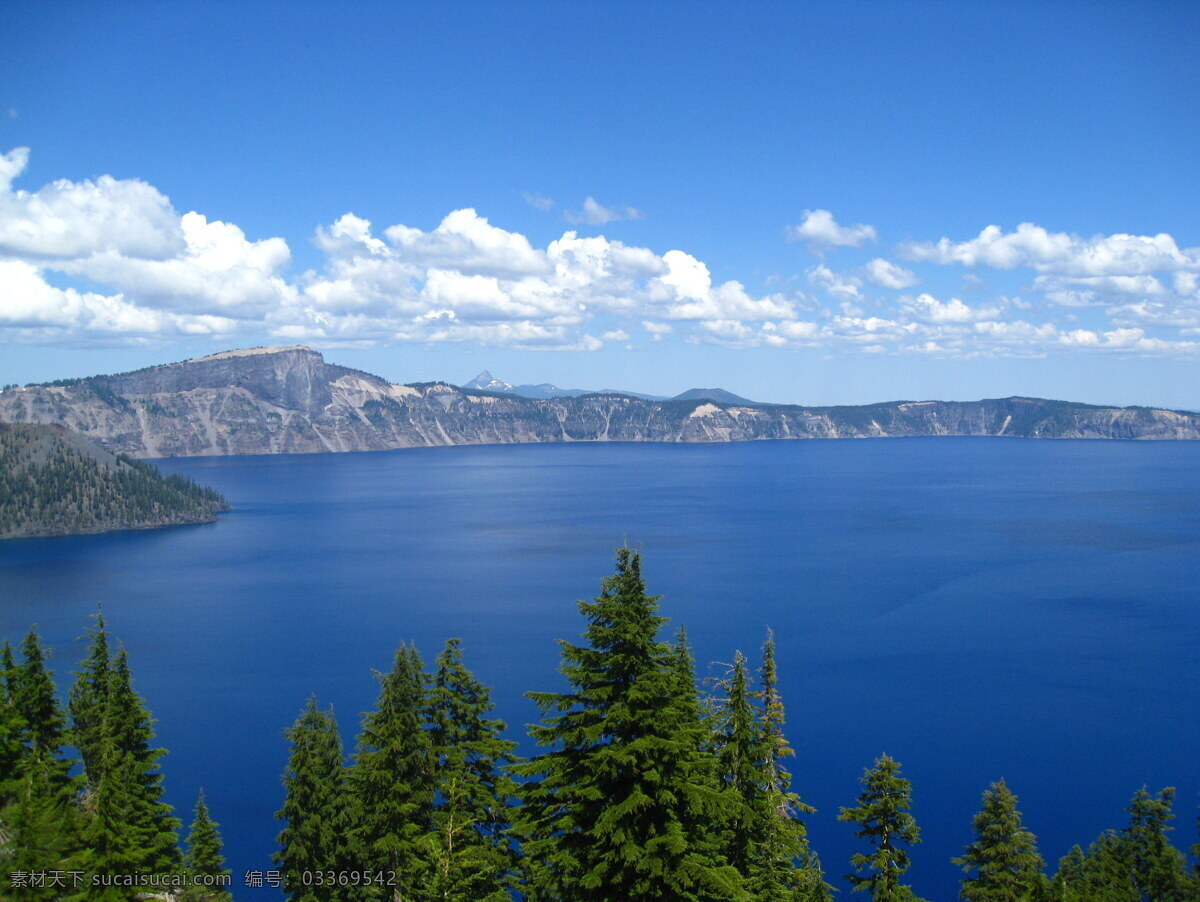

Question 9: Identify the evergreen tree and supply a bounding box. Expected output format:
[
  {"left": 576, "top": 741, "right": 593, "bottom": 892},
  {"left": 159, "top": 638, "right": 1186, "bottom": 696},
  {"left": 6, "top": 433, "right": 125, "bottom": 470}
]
[
  {"left": 954, "top": 779, "right": 1045, "bottom": 901},
  {"left": 757, "top": 631, "right": 827, "bottom": 902},
  {"left": 15, "top": 629, "right": 68, "bottom": 760},
  {"left": 424, "top": 637, "right": 520, "bottom": 902},
  {"left": 514, "top": 547, "right": 747, "bottom": 902},
  {"left": 1074, "top": 832, "right": 1138, "bottom": 902},
  {"left": 1049, "top": 845, "right": 1086, "bottom": 901},
  {"left": 350, "top": 644, "right": 434, "bottom": 900},
  {"left": 716, "top": 651, "right": 769, "bottom": 885},
  {"left": 106, "top": 649, "right": 181, "bottom": 871},
  {"left": 0, "top": 641, "right": 23, "bottom": 785},
  {"left": 1121, "top": 786, "right": 1188, "bottom": 901},
  {"left": 838, "top": 754, "right": 923, "bottom": 901},
  {"left": 276, "top": 697, "right": 357, "bottom": 902},
  {"left": 69, "top": 608, "right": 111, "bottom": 783},
  {"left": 1, "top": 630, "right": 82, "bottom": 900},
  {"left": 181, "top": 790, "right": 232, "bottom": 902}
]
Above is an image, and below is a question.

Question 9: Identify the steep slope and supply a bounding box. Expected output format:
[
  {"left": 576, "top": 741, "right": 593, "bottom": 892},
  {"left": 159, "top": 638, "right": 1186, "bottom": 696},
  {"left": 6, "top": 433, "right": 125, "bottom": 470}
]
[
  {"left": 1, "top": 346, "right": 1197, "bottom": 459},
  {"left": 0, "top": 422, "right": 229, "bottom": 538}
]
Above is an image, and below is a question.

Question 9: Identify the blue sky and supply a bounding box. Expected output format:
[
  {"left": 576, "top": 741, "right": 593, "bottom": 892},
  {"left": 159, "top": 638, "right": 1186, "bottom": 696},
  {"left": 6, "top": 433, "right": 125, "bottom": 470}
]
[{"left": 1, "top": 0, "right": 1198, "bottom": 406}]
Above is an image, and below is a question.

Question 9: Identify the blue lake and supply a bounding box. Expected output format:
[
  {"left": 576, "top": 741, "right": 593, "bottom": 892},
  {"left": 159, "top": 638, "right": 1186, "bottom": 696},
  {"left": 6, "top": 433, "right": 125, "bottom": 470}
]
[{"left": 2, "top": 438, "right": 1198, "bottom": 900}]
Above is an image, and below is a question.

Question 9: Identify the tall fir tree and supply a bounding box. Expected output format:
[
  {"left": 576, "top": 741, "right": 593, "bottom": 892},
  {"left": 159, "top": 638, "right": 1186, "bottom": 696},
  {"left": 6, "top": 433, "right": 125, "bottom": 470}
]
[
  {"left": 350, "top": 644, "right": 434, "bottom": 901},
  {"left": 108, "top": 649, "right": 181, "bottom": 871},
  {"left": 423, "top": 638, "right": 520, "bottom": 902},
  {"left": 2, "top": 630, "right": 83, "bottom": 901},
  {"left": 276, "top": 697, "right": 358, "bottom": 902},
  {"left": 15, "top": 629, "right": 68, "bottom": 761},
  {"left": 514, "top": 547, "right": 747, "bottom": 902},
  {"left": 0, "top": 640, "right": 24, "bottom": 785},
  {"left": 1073, "top": 832, "right": 1138, "bottom": 902},
  {"left": 180, "top": 790, "right": 232, "bottom": 902},
  {"left": 838, "top": 754, "right": 923, "bottom": 902},
  {"left": 1121, "top": 786, "right": 1188, "bottom": 902},
  {"left": 757, "top": 631, "right": 828, "bottom": 902},
  {"left": 953, "top": 779, "right": 1046, "bottom": 901},
  {"left": 69, "top": 608, "right": 111, "bottom": 783},
  {"left": 716, "top": 651, "right": 769, "bottom": 887}
]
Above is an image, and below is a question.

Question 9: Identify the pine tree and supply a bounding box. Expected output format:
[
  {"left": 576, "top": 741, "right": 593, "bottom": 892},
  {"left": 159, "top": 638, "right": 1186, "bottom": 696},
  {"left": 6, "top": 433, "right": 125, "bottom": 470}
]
[
  {"left": 757, "top": 631, "right": 827, "bottom": 902},
  {"left": 954, "top": 779, "right": 1045, "bottom": 901},
  {"left": 1049, "top": 845, "right": 1086, "bottom": 901},
  {"left": 716, "top": 651, "right": 767, "bottom": 885},
  {"left": 0, "top": 641, "right": 23, "bottom": 785},
  {"left": 838, "top": 754, "right": 923, "bottom": 901},
  {"left": 0, "top": 630, "right": 85, "bottom": 901},
  {"left": 69, "top": 608, "right": 111, "bottom": 783},
  {"left": 1075, "top": 832, "right": 1138, "bottom": 902},
  {"left": 514, "top": 547, "right": 747, "bottom": 902},
  {"left": 423, "top": 637, "right": 520, "bottom": 902},
  {"left": 276, "top": 697, "right": 357, "bottom": 902},
  {"left": 181, "top": 790, "right": 232, "bottom": 902},
  {"left": 350, "top": 644, "right": 434, "bottom": 900},
  {"left": 106, "top": 649, "right": 181, "bottom": 872},
  {"left": 1121, "top": 786, "right": 1188, "bottom": 901},
  {"left": 15, "top": 629, "right": 68, "bottom": 760}
]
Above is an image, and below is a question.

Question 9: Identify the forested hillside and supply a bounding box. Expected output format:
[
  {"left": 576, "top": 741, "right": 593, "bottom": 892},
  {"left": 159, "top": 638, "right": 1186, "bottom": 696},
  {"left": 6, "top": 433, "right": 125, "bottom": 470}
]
[
  {"left": 2, "top": 552, "right": 1198, "bottom": 900},
  {"left": 0, "top": 422, "right": 228, "bottom": 539}
]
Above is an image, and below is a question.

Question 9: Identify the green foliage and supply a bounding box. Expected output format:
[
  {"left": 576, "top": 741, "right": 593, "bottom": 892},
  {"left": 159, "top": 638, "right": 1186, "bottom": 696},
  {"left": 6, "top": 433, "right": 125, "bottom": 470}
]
[
  {"left": 514, "top": 547, "right": 747, "bottom": 901},
  {"left": 276, "top": 697, "right": 357, "bottom": 902},
  {"left": 180, "top": 790, "right": 232, "bottom": 902},
  {"left": 68, "top": 610, "right": 110, "bottom": 784},
  {"left": 1121, "top": 787, "right": 1189, "bottom": 901},
  {"left": 755, "top": 633, "right": 828, "bottom": 902},
  {"left": 350, "top": 645, "right": 433, "bottom": 899},
  {"left": 0, "top": 423, "right": 227, "bottom": 539},
  {"left": 1, "top": 633, "right": 83, "bottom": 901},
  {"left": 423, "top": 638, "right": 521, "bottom": 901},
  {"left": 15, "top": 630, "right": 68, "bottom": 760},
  {"left": 839, "top": 754, "right": 923, "bottom": 901},
  {"left": 954, "top": 779, "right": 1045, "bottom": 901}
]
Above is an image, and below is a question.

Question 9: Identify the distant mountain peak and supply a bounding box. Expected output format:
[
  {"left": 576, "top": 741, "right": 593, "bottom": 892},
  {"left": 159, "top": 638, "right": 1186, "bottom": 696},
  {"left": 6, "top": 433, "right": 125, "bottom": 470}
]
[
  {"left": 464, "top": 370, "right": 514, "bottom": 391},
  {"left": 671, "top": 387, "right": 760, "bottom": 406}
]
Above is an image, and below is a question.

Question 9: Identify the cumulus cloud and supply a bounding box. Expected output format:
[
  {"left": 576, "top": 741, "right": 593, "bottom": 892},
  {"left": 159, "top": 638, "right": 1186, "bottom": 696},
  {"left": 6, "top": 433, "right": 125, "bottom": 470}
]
[
  {"left": 787, "top": 209, "right": 877, "bottom": 249},
  {"left": 900, "top": 293, "right": 1003, "bottom": 324},
  {"left": 564, "top": 197, "right": 642, "bottom": 226},
  {"left": 865, "top": 258, "right": 919, "bottom": 289},
  {"left": 806, "top": 264, "right": 862, "bottom": 301},
  {"left": 2, "top": 148, "right": 1197, "bottom": 359},
  {"left": 0, "top": 146, "right": 183, "bottom": 260},
  {"left": 902, "top": 222, "right": 1200, "bottom": 277}
]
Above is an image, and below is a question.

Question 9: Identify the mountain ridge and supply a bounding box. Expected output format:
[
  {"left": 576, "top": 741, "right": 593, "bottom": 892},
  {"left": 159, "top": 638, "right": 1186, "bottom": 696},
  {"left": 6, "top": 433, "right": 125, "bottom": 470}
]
[{"left": 2, "top": 346, "right": 1197, "bottom": 458}]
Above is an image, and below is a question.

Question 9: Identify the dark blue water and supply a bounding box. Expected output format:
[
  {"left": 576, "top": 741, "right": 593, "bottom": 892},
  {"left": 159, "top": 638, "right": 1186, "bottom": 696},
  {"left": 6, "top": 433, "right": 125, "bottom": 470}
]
[{"left": 2, "top": 438, "right": 1198, "bottom": 900}]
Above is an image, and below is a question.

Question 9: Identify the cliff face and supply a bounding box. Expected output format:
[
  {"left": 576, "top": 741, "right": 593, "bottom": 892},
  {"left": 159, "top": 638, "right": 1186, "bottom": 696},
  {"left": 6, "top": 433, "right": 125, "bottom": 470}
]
[{"left": 1, "top": 346, "right": 1197, "bottom": 458}]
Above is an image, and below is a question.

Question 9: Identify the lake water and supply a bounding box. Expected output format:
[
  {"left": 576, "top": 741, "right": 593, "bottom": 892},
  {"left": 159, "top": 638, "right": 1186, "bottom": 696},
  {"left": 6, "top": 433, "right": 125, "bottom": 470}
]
[{"left": 2, "top": 438, "right": 1198, "bottom": 900}]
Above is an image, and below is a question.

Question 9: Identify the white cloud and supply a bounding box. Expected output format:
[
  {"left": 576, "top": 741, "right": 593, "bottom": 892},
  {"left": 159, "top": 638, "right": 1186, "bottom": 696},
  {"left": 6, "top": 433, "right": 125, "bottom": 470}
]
[
  {"left": 382, "top": 208, "right": 550, "bottom": 277},
  {"left": 901, "top": 293, "right": 1003, "bottom": 324},
  {"left": 3, "top": 148, "right": 1197, "bottom": 359},
  {"left": 806, "top": 264, "right": 862, "bottom": 301},
  {"left": 865, "top": 258, "right": 919, "bottom": 289},
  {"left": 564, "top": 197, "right": 642, "bottom": 226},
  {"left": 0, "top": 147, "right": 183, "bottom": 260},
  {"left": 523, "top": 192, "right": 554, "bottom": 212},
  {"left": 903, "top": 222, "right": 1200, "bottom": 277},
  {"left": 787, "top": 209, "right": 877, "bottom": 249}
]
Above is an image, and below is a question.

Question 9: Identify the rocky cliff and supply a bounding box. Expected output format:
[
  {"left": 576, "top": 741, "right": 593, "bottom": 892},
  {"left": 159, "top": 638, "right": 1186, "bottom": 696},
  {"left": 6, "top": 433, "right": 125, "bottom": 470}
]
[{"left": 1, "top": 346, "right": 1197, "bottom": 458}]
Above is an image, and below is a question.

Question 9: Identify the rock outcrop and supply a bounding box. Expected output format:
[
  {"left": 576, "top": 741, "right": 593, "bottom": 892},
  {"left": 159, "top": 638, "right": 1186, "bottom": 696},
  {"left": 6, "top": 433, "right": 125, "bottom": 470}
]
[{"left": 1, "top": 346, "right": 1197, "bottom": 458}]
